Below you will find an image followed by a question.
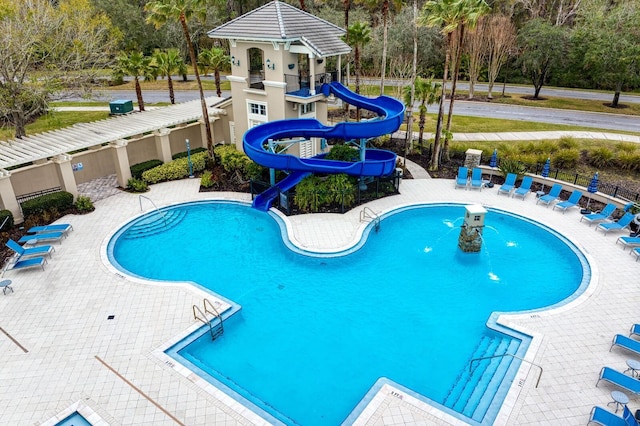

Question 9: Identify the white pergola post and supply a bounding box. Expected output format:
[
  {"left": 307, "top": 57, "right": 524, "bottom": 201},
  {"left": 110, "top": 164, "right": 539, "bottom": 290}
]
[
  {"left": 53, "top": 154, "right": 78, "bottom": 200},
  {"left": 110, "top": 139, "right": 132, "bottom": 188},
  {"left": 0, "top": 170, "right": 23, "bottom": 224},
  {"left": 154, "top": 128, "right": 173, "bottom": 163}
]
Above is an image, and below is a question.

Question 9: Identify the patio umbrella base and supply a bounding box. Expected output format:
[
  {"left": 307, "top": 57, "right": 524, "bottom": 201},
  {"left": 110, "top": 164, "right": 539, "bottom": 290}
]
[{"left": 580, "top": 208, "right": 592, "bottom": 215}]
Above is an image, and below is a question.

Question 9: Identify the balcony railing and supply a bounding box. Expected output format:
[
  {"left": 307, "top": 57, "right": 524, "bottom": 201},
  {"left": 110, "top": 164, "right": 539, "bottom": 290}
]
[{"left": 285, "top": 72, "right": 335, "bottom": 97}]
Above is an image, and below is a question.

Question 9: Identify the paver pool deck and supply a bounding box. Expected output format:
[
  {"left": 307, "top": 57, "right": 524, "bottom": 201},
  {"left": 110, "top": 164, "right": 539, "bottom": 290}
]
[{"left": 0, "top": 175, "right": 638, "bottom": 425}]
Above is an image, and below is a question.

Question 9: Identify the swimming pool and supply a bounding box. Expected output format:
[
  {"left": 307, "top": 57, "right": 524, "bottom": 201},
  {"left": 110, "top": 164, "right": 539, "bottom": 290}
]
[{"left": 107, "top": 201, "right": 588, "bottom": 425}]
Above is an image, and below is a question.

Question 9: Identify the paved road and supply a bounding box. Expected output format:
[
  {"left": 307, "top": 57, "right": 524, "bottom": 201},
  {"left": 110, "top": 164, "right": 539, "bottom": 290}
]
[{"left": 73, "top": 87, "right": 640, "bottom": 133}]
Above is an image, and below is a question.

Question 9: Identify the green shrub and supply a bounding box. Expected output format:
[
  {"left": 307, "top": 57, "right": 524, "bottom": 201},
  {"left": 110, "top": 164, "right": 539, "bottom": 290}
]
[
  {"left": 141, "top": 151, "right": 207, "bottom": 184},
  {"left": 74, "top": 196, "right": 94, "bottom": 212},
  {"left": 553, "top": 149, "right": 580, "bottom": 169},
  {"left": 557, "top": 136, "right": 578, "bottom": 150},
  {"left": 617, "top": 152, "right": 640, "bottom": 171},
  {"left": 294, "top": 175, "right": 327, "bottom": 213},
  {"left": 21, "top": 191, "right": 74, "bottom": 216},
  {"left": 326, "top": 174, "right": 356, "bottom": 208},
  {"left": 126, "top": 177, "right": 149, "bottom": 192},
  {"left": 616, "top": 142, "right": 637, "bottom": 153},
  {"left": 536, "top": 140, "right": 559, "bottom": 155},
  {"left": 498, "top": 158, "right": 527, "bottom": 178},
  {"left": 588, "top": 147, "right": 615, "bottom": 169},
  {"left": 200, "top": 170, "right": 216, "bottom": 188},
  {"left": 172, "top": 147, "right": 207, "bottom": 160},
  {"left": 326, "top": 144, "right": 359, "bottom": 162},
  {"left": 0, "top": 210, "right": 14, "bottom": 231},
  {"left": 214, "top": 145, "right": 254, "bottom": 174},
  {"left": 130, "top": 159, "right": 162, "bottom": 179}
]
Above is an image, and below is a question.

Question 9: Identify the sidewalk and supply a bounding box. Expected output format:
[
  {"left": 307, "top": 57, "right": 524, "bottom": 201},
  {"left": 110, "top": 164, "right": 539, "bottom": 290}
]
[{"left": 393, "top": 130, "right": 640, "bottom": 143}]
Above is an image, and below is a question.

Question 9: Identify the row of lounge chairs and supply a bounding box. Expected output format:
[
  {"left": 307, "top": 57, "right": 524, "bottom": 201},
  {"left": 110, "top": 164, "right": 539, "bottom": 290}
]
[
  {"left": 589, "top": 328, "right": 640, "bottom": 425},
  {"left": 455, "top": 167, "right": 484, "bottom": 191},
  {"left": 497, "top": 174, "right": 585, "bottom": 213},
  {"left": 3, "top": 223, "right": 72, "bottom": 273}
]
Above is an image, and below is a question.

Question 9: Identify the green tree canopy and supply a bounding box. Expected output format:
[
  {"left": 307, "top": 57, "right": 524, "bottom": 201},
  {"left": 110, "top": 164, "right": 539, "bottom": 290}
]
[{"left": 0, "top": 0, "right": 120, "bottom": 138}]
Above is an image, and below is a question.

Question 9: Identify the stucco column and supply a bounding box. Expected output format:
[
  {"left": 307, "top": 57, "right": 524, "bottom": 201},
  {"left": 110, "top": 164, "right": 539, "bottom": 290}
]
[
  {"left": 0, "top": 170, "right": 23, "bottom": 224},
  {"left": 110, "top": 139, "right": 132, "bottom": 188},
  {"left": 154, "top": 128, "right": 173, "bottom": 163},
  {"left": 309, "top": 54, "right": 316, "bottom": 95},
  {"left": 53, "top": 154, "right": 78, "bottom": 199}
]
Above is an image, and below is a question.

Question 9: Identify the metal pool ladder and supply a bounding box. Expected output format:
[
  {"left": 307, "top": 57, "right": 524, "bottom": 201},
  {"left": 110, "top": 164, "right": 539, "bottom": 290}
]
[
  {"left": 193, "top": 298, "right": 224, "bottom": 340},
  {"left": 360, "top": 207, "right": 380, "bottom": 232},
  {"left": 138, "top": 194, "right": 167, "bottom": 227}
]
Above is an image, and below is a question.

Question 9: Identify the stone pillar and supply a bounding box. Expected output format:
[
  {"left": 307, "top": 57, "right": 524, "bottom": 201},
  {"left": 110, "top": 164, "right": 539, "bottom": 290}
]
[
  {"left": 154, "top": 128, "right": 173, "bottom": 163},
  {"left": 53, "top": 154, "right": 78, "bottom": 200},
  {"left": 464, "top": 148, "right": 483, "bottom": 169},
  {"left": 110, "top": 139, "right": 131, "bottom": 188},
  {"left": 458, "top": 204, "right": 487, "bottom": 253},
  {"left": 0, "top": 170, "right": 23, "bottom": 224}
]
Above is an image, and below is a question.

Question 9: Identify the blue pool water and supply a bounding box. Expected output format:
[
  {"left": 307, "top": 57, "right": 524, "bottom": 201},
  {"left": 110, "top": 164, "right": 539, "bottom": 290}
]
[
  {"left": 55, "top": 412, "right": 91, "bottom": 426},
  {"left": 108, "top": 201, "right": 587, "bottom": 425}
]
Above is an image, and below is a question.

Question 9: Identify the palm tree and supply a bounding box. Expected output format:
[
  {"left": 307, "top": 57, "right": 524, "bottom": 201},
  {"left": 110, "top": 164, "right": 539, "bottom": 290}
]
[
  {"left": 403, "top": 76, "right": 441, "bottom": 147},
  {"left": 152, "top": 49, "right": 187, "bottom": 104},
  {"left": 198, "top": 47, "right": 229, "bottom": 98},
  {"left": 442, "top": 0, "right": 490, "bottom": 160},
  {"left": 420, "top": 0, "right": 461, "bottom": 171},
  {"left": 403, "top": 0, "right": 418, "bottom": 165},
  {"left": 114, "top": 52, "right": 156, "bottom": 112},
  {"left": 346, "top": 22, "right": 371, "bottom": 121},
  {"left": 365, "top": 0, "right": 404, "bottom": 95},
  {"left": 145, "top": 0, "right": 214, "bottom": 158}
]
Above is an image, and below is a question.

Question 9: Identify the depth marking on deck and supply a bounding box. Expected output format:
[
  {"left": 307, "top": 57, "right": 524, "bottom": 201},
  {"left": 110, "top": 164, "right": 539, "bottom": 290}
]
[
  {"left": 95, "top": 355, "right": 185, "bottom": 425},
  {"left": 0, "top": 326, "right": 28, "bottom": 353}
]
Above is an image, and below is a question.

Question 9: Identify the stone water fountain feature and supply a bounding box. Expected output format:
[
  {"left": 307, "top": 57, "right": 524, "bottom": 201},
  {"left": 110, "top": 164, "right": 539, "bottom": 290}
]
[{"left": 458, "top": 204, "right": 487, "bottom": 253}]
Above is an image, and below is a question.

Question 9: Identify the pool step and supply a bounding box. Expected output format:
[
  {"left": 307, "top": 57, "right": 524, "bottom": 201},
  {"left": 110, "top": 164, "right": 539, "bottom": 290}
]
[
  {"left": 124, "top": 209, "right": 187, "bottom": 239},
  {"left": 443, "top": 334, "right": 520, "bottom": 422}
]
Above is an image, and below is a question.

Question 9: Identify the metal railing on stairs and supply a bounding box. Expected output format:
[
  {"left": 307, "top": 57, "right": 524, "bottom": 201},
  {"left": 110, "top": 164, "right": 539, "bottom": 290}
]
[
  {"left": 469, "top": 353, "right": 543, "bottom": 388},
  {"left": 360, "top": 207, "right": 381, "bottom": 232},
  {"left": 138, "top": 194, "right": 167, "bottom": 227},
  {"left": 192, "top": 298, "right": 224, "bottom": 340}
]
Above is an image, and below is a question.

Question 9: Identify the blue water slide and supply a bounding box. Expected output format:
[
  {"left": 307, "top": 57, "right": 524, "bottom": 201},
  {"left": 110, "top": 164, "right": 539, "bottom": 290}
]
[{"left": 243, "top": 81, "right": 405, "bottom": 210}]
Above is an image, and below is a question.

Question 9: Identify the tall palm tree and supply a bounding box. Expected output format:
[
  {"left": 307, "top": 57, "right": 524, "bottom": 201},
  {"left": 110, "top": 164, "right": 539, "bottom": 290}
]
[
  {"left": 145, "top": 0, "right": 214, "bottom": 159},
  {"left": 152, "top": 49, "right": 187, "bottom": 104},
  {"left": 403, "top": 0, "right": 418, "bottom": 165},
  {"left": 442, "top": 0, "right": 489, "bottom": 160},
  {"left": 403, "top": 76, "right": 440, "bottom": 147},
  {"left": 198, "top": 47, "right": 229, "bottom": 98},
  {"left": 420, "top": 0, "right": 461, "bottom": 171},
  {"left": 114, "top": 52, "right": 155, "bottom": 112},
  {"left": 365, "top": 0, "right": 404, "bottom": 95},
  {"left": 346, "top": 22, "right": 371, "bottom": 122}
]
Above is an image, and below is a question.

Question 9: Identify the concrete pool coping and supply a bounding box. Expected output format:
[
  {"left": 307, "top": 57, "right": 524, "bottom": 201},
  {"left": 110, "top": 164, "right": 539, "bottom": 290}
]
[{"left": 0, "top": 177, "right": 636, "bottom": 425}]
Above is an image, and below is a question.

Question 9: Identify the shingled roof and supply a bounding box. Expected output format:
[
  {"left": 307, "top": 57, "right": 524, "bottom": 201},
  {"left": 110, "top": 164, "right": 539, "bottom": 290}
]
[{"left": 207, "top": 1, "right": 351, "bottom": 58}]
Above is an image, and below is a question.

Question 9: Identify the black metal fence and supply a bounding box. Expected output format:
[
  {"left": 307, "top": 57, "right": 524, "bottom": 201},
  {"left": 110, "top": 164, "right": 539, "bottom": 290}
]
[{"left": 17, "top": 187, "right": 62, "bottom": 204}]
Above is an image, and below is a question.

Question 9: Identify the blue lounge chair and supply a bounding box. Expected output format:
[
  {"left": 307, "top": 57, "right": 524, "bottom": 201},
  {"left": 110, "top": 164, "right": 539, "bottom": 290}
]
[
  {"left": 6, "top": 239, "right": 54, "bottom": 260},
  {"left": 6, "top": 256, "right": 47, "bottom": 272},
  {"left": 536, "top": 183, "right": 562, "bottom": 206},
  {"left": 617, "top": 236, "right": 640, "bottom": 250},
  {"left": 632, "top": 247, "right": 640, "bottom": 262},
  {"left": 630, "top": 324, "right": 640, "bottom": 338},
  {"left": 497, "top": 173, "right": 517, "bottom": 196},
  {"left": 597, "top": 366, "right": 640, "bottom": 395},
  {"left": 469, "top": 167, "right": 483, "bottom": 191},
  {"left": 587, "top": 406, "right": 627, "bottom": 426},
  {"left": 610, "top": 334, "right": 640, "bottom": 356},
  {"left": 512, "top": 176, "right": 533, "bottom": 200},
  {"left": 455, "top": 166, "right": 468, "bottom": 189},
  {"left": 553, "top": 189, "right": 583, "bottom": 214},
  {"left": 27, "top": 223, "right": 72, "bottom": 235},
  {"left": 596, "top": 213, "right": 635, "bottom": 235},
  {"left": 581, "top": 203, "right": 618, "bottom": 226},
  {"left": 18, "top": 232, "right": 65, "bottom": 245}
]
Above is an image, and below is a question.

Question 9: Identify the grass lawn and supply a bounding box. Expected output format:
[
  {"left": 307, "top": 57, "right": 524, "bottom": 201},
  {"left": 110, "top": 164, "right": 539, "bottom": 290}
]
[
  {"left": 0, "top": 111, "right": 110, "bottom": 141},
  {"left": 108, "top": 78, "right": 229, "bottom": 92}
]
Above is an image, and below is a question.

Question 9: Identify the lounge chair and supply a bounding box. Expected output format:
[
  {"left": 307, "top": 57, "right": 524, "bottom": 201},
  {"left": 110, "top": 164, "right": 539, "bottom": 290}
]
[
  {"left": 469, "top": 167, "right": 483, "bottom": 191},
  {"left": 27, "top": 223, "right": 73, "bottom": 235},
  {"left": 512, "top": 176, "right": 533, "bottom": 200},
  {"left": 455, "top": 166, "right": 468, "bottom": 189},
  {"left": 553, "top": 190, "right": 583, "bottom": 214},
  {"left": 18, "top": 232, "right": 65, "bottom": 245},
  {"left": 610, "top": 334, "right": 640, "bottom": 356},
  {"left": 597, "top": 366, "right": 640, "bottom": 395},
  {"left": 581, "top": 203, "right": 617, "bottom": 226},
  {"left": 616, "top": 236, "right": 640, "bottom": 250},
  {"left": 587, "top": 406, "right": 628, "bottom": 426},
  {"left": 630, "top": 324, "right": 640, "bottom": 339},
  {"left": 6, "top": 239, "right": 54, "bottom": 260},
  {"left": 536, "top": 183, "right": 563, "bottom": 206},
  {"left": 497, "top": 173, "right": 517, "bottom": 196},
  {"left": 632, "top": 247, "right": 640, "bottom": 262},
  {"left": 5, "top": 256, "right": 47, "bottom": 272},
  {"left": 596, "top": 213, "right": 635, "bottom": 235}
]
